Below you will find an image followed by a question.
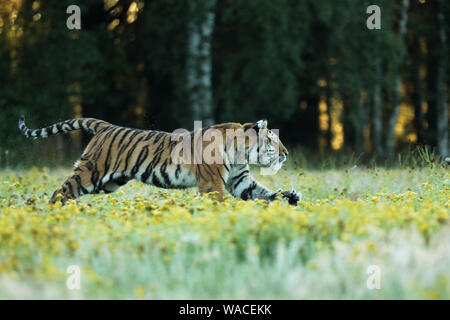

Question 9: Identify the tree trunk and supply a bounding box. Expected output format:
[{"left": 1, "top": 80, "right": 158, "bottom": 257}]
[
  {"left": 325, "top": 77, "right": 333, "bottom": 149},
  {"left": 187, "top": 0, "right": 217, "bottom": 126},
  {"left": 436, "top": 0, "right": 448, "bottom": 158},
  {"left": 304, "top": 94, "right": 320, "bottom": 150},
  {"left": 385, "top": 0, "right": 410, "bottom": 157},
  {"left": 372, "top": 59, "right": 383, "bottom": 155},
  {"left": 342, "top": 91, "right": 355, "bottom": 151},
  {"left": 353, "top": 90, "right": 367, "bottom": 155},
  {"left": 412, "top": 36, "right": 425, "bottom": 145},
  {"left": 426, "top": 61, "right": 438, "bottom": 147}
]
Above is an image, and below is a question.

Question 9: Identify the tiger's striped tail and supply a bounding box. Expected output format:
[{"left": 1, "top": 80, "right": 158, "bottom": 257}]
[{"left": 18, "top": 116, "right": 111, "bottom": 139}]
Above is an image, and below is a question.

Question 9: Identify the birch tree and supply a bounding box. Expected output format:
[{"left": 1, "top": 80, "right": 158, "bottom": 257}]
[{"left": 187, "top": 0, "right": 217, "bottom": 126}]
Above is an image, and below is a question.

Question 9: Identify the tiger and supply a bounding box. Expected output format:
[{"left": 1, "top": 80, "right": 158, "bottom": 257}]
[{"left": 18, "top": 116, "right": 301, "bottom": 206}]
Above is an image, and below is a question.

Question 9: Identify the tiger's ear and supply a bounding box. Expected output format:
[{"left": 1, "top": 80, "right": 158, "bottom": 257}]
[
  {"left": 243, "top": 120, "right": 268, "bottom": 131},
  {"left": 255, "top": 120, "right": 268, "bottom": 129}
]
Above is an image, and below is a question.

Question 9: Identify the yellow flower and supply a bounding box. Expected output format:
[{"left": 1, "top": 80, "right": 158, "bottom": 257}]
[{"left": 134, "top": 285, "right": 146, "bottom": 299}]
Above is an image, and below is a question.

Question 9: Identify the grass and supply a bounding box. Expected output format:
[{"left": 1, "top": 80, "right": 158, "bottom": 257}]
[{"left": 0, "top": 155, "right": 448, "bottom": 299}]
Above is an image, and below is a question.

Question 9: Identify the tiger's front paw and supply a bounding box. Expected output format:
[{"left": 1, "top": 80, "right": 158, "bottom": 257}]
[
  {"left": 268, "top": 188, "right": 282, "bottom": 201},
  {"left": 281, "top": 189, "right": 302, "bottom": 206}
]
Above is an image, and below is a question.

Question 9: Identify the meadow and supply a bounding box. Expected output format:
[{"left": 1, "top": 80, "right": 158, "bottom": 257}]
[{"left": 0, "top": 152, "right": 448, "bottom": 299}]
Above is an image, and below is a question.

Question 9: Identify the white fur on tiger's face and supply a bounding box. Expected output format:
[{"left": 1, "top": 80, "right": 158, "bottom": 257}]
[{"left": 247, "top": 120, "right": 288, "bottom": 173}]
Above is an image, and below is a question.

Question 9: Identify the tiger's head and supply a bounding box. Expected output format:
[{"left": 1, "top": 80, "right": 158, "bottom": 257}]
[{"left": 243, "top": 120, "right": 288, "bottom": 173}]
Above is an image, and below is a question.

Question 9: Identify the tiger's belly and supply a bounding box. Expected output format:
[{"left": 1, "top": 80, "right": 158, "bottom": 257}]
[{"left": 136, "top": 163, "right": 197, "bottom": 189}]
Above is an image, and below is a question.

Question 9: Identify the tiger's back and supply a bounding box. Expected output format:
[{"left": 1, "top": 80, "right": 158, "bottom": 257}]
[{"left": 78, "top": 124, "right": 198, "bottom": 193}]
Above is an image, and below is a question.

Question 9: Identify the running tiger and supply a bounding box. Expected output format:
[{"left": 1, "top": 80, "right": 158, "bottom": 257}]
[{"left": 18, "top": 116, "right": 301, "bottom": 205}]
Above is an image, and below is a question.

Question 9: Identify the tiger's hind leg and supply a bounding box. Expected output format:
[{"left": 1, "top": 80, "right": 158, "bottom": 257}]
[
  {"left": 50, "top": 174, "right": 94, "bottom": 204},
  {"left": 50, "top": 169, "right": 130, "bottom": 203},
  {"left": 49, "top": 163, "right": 96, "bottom": 204}
]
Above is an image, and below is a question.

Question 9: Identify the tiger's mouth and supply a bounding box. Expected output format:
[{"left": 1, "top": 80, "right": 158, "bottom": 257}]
[
  {"left": 266, "top": 154, "right": 286, "bottom": 172},
  {"left": 271, "top": 153, "right": 286, "bottom": 165}
]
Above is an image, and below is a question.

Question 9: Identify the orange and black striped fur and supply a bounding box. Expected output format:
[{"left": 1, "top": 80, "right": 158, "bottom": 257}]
[{"left": 19, "top": 116, "right": 301, "bottom": 205}]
